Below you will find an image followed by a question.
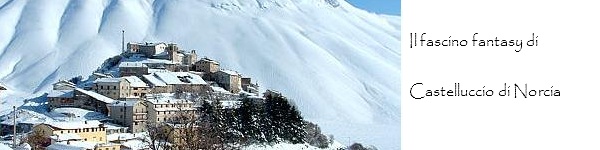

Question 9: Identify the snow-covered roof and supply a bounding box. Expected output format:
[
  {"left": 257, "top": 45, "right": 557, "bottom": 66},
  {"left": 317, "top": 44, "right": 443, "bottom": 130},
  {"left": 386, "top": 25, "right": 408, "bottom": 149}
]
[
  {"left": 54, "top": 80, "right": 76, "bottom": 86},
  {"left": 199, "top": 57, "right": 219, "bottom": 64},
  {"left": 172, "top": 72, "right": 207, "bottom": 84},
  {"left": 107, "top": 133, "right": 144, "bottom": 142},
  {"left": 75, "top": 88, "right": 115, "bottom": 103},
  {"left": 123, "top": 76, "right": 148, "bottom": 87},
  {"left": 92, "top": 73, "right": 112, "bottom": 78},
  {"left": 219, "top": 69, "right": 239, "bottom": 76},
  {"left": 50, "top": 107, "right": 108, "bottom": 121},
  {"left": 154, "top": 72, "right": 184, "bottom": 85},
  {"left": 48, "top": 90, "right": 74, "bottom": 98},
  {"left": 44, "top": 120, "right": 103, "bottom": 130},
  {"left": 131, "top": 42, "right": 166, "bottom": 47},
  {"left": 109, "top": 100, "right": 140, "bottom": 107},
  {"left": 154, "top": 72, "right": 207, "bottom": 85},
  {"left": 94, "top": 77, "right": 122, "bottom": 83},
  {"left": 145, "top": 93, "right": 194, "bottom": 105},
  {"left": 142, "top": 74, "right": 167, "bottom": 87},
  {"left": 47, "top": 143, "right": 87, "bottom": 150},
  {"left": 51, "top": 133, "right": 83, "bottom": 141},
  {"left": 119, "top": 62, "right": 147, "bottom": 68},
  {"left": 140, "top": 58, "right": 175, "bottom": 65},
  {"left": 149, "top": 68, "right": 168, "bottom": 74},
  {"left": 103, "top": 122, "right": 127, "bottom": 129},
  {"left": 48, "top": 141, "right": 104, "bottom": 150}
]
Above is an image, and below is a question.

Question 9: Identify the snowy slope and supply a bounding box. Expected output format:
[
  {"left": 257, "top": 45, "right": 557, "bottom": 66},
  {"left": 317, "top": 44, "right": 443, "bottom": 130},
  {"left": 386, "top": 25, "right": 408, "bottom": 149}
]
[{"left": 0, "top": 0, "right": 399, "bottom": 148}]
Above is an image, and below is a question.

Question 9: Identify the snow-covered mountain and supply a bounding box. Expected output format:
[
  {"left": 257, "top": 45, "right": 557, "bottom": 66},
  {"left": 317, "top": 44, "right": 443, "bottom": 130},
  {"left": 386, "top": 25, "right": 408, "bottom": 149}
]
[{"left": 0, "top": 0, "right": 399, "bottom": 148}]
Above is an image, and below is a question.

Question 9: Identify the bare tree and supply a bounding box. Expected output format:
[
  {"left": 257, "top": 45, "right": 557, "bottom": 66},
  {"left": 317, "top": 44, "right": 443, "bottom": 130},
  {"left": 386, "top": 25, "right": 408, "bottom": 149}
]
[
  {"left": 143, "top": 123, "right": 174, "bottom": 150},
  {"left": 25, "top": 130, "right": 50, "bottom": 150}
]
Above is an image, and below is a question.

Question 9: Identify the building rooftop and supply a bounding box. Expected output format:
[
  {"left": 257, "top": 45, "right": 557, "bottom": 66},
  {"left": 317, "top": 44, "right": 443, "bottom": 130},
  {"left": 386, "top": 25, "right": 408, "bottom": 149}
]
[
  {"left": 75, "top": 88, "right": 115, "bottom": 103},
  {"left": 108, "top": 100, "right": 140, "bottom": 107},
  {"left": 47, "top": 142, "right": 88, "bottom": 150},
  {"left": 129, "top": 42, "right": 166, "bottom": 47},
  {"left": 199, "top": 57, "right": 219, "bottom": 64},
  {"left": 50, "top": 133, "right": 83, "bottom": 141},
  {"left": 48, "top": 90, "right": 74, "bottom": 98},
  {"left": 219, "top": 69, "right": 239, "bottom": 76},
  {"left": 118, "top": 62, "right": 147, "bottom": 68},
  {"left": 145, "top": 93, "right": 194, "bottom": 105},
  {"left": 142, "top": 74, "right": 167, "bottom": 87},
  {"left": 94, "top": 77, "right": 122, "bottom": 83},
  {"left": 139, "top": 58, "right": 175, "bottom": 65},
  {"left": 44, "top": 120, "right": 103, "bottom": 130},
  {"left": 107, "top": 133, "right": 143, "bottom": 142},
  {"left": 123, "top": 76, "right": 148, "bottom": 87},
  {"left": 50, "top": 107, "right": 108, "bottom": 121},
  {"left": 153, "top": 72, "right": 207, "bottom": 85}
]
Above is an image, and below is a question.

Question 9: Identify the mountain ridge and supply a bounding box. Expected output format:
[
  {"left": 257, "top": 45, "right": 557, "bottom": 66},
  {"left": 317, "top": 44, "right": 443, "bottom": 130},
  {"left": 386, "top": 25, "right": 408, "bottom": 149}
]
[{"left": 0, "top": 0, "right": 399, "bottom": 148}]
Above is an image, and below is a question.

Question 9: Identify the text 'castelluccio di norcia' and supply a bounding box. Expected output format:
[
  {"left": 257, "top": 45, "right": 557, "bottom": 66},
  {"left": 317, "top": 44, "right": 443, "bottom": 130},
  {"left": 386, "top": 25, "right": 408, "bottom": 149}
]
[
  {"left": 409, "top": 33, "right": 539, "bottom": 52},
  {"left": 410, "top": 83, "right": 560, "bottom": 99}
]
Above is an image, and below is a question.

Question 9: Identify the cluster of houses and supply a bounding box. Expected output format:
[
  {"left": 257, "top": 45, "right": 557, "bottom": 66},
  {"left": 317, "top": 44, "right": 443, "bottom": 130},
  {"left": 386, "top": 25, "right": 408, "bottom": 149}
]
[{"left": 33, "top": 42, "right": 261, "bottom": 150}]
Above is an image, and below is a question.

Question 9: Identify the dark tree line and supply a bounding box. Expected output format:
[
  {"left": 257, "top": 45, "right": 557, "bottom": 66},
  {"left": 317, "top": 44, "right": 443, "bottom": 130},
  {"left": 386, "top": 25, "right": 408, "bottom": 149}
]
[{"left": 145, "top": 91, "right": 333, "bottom": 149}]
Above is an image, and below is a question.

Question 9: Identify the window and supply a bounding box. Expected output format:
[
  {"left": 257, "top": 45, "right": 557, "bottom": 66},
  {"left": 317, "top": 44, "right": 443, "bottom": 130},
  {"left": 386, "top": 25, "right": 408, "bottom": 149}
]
[
  {"left": 60, "top": 131, "right": 63, "bottom": 134},
  {"left": 134, "top": 87, "right": 138, "bottom": 90},
  {"left": 113, "top": 86, "right": 116, "bottom": 90},
  {"left": 101, "top": 86, "right": 104, "bottom": 90}
]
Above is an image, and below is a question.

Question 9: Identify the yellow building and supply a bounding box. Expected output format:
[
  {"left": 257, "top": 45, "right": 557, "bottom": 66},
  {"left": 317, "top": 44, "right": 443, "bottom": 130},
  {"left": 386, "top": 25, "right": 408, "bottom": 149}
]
[
  {"left": 33, "top": 120, "right": 120, "bottom": 150},
  {"left": 33, "top": 120, "right": 107, "bottom": 143}
]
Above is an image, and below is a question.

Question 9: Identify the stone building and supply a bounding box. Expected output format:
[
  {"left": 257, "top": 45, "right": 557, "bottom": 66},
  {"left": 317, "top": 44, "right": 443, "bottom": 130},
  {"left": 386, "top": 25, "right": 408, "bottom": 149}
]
[
  {"left": 167, "top": 43, "right": 182, "bottom": 63},
  {"left": 142, "top": 72, "right": 210, "bottom": 94},
  {"left": 108, "top": 100, "right": 147, "bottom": 133},
  {"left": 216, "top": 70, "right": 242, "bottom": 93},
  {"left": 92, "top": 78, "right": 130, "bottom": 100},
  {"left": 48, "top": 88, "right": 115, "bottom": 115},
  {"left": 123, "top": 76, "right": 149, "bottom": 98},
  {"left": 73, "top": 88, "right": 115, "bottom": 115},
  {"left": 127, "top": 42, "right": 167, "bottom": 58},
  {"left": 241, "top": 77, "right": 259, "bottom": 94},
  {"left": 192, "top": 57, "right": 220, "bottom": 74},
  {"left": 52, "top": 80, "right": 76, "bottom": 90},
  {"left": 47, "top": 90, "right": 75, "bottom": 110},
  {"left": 119, "top": 62, "right": 148, "bottom": 77},
  {"left": 145, "top": 93, "right": 197, "bottom": 124},
  {"left": 182, "top": 50, "right": 197, "bottom": 66}
]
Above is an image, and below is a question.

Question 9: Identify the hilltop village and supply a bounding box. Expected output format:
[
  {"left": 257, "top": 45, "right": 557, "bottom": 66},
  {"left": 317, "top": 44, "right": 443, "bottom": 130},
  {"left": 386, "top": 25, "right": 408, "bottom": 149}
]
[{"left": 0, "top": 42, "right": 332, "bottom": 150}]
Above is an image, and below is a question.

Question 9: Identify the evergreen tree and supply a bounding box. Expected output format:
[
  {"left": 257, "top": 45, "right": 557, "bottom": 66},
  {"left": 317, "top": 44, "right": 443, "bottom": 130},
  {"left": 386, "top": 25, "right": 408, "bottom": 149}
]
[
  {"left": 239, "top": 98, "right": 267, "bottom": 144},
  {"left": 263, "top": 92, "right": 306, "bottom": 144}
]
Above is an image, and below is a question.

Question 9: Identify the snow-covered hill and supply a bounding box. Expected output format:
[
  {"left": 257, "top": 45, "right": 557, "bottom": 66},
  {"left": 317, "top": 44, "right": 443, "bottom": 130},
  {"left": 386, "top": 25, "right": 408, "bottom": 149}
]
[{"left": 0, "top": 0, "right": 399, "bottom": 148}]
